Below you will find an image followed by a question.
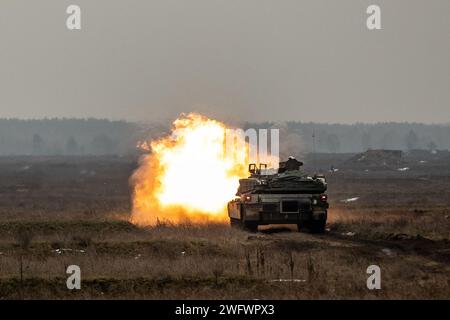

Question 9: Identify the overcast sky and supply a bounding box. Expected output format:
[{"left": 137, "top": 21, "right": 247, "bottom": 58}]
[{"left": 0, "top": 0, "right": 449, "bottom": 124}]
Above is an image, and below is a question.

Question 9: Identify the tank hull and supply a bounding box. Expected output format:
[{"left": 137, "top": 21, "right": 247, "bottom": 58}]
[{"left": 228, "top": 193, "right": 328, "bottom": 232}]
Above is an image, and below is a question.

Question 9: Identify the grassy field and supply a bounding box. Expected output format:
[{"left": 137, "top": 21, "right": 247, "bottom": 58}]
[{"left": 0, "top": 155, "right": 449, "bottom": 299}]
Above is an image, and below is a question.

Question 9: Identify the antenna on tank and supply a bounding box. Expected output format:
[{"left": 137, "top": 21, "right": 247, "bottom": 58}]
[{"left": 312, "top": 128, "right": 317, "bottom": 172}]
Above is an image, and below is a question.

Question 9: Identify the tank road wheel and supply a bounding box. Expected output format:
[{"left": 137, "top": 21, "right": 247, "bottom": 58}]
[
  {"left": 230, "top": 218, "right": 257, "bottom": 232},
  {"left": 299, "top": 220, "right": 326, "bottom": 233},
  {"left": 231, "top": 205, "right": 258, "bottom": 232},
  {"left": 243, "top": 221, "right": 258, "bottom": 233},
  {"left": 310, "top": 219, "right": 326, "bottom": 233},
  {"left": 230, "top": 218, "right": 242, "bottom": 229}
]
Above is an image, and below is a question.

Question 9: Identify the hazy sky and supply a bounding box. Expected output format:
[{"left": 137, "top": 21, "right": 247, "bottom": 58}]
[{"left": 0, "top": 0, "right": 449, "bottom": 124}]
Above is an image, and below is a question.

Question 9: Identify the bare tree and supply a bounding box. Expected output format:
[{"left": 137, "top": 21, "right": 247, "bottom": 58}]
[
  {"left": 65, "top": 136, "right": 79, "bottom": 155},
  {"left": 326, "top": 134, "right": 340, "bottom": 153},
  {"left": 32, "top": 133, "right": 45, "bottom": 155},
  {"left": 405, "top": 130, "right": 419, "bottom": 150},
  {"left": 361, "top": 132, "right": 372, "bottom": 151}
]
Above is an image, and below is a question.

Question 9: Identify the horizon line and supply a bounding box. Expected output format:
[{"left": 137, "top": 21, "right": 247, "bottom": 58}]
[{"left": 1, "top": 117, "right": 450, "bottom": 127}]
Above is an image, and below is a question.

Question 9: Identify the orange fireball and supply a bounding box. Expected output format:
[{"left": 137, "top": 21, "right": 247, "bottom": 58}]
[{"left": 130, "top": 113, "right": 248, "bottom": 225}]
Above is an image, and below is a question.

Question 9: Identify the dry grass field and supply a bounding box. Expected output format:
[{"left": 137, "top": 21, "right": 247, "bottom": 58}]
[{"left": 0, "top": 154, "right": 449, "bottom": 299}]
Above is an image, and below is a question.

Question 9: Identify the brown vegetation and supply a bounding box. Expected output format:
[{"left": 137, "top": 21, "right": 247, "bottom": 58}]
[{"left": 0, "top": 156, "right": 449, "bottom": 299}]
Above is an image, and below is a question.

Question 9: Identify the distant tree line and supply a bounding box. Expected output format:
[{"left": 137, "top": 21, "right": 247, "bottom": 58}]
[
  {"left": 0, "top": 118, "right": 142, "bottom": 156},
  {"left": 244, "top": 122, "right": 450, "bottom": 153},
  {"left": 0, "top": 119, "right": 449, "bottom": 155}
]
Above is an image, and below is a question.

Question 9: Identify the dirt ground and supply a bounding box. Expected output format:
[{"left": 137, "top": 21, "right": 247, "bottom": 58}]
[{"left": 0, "top": 154, "right": 449, "bottom": 299}]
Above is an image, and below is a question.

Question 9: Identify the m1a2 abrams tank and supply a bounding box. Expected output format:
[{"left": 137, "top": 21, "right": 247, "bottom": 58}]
[{"left": 227, "top": 157, "right": 328, "bottom": 233}]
